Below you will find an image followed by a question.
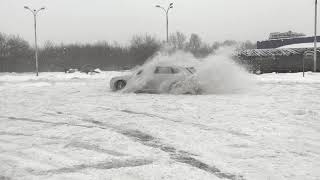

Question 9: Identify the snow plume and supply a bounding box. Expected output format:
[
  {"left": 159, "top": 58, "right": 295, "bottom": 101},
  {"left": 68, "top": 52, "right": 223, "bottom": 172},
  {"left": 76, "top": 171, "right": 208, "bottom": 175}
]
[
  {"left": 195, "top": 48, "right": 255, "bottom": 94},
  {"left": 122, "top": 47, "right": 255, "bottom": 94}
]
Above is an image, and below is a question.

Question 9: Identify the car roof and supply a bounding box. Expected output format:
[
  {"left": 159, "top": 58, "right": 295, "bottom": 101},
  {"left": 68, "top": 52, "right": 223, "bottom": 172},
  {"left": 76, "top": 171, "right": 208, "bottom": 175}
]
[{"left": 155, "top": 65, "right": 194, "bottom": 69}]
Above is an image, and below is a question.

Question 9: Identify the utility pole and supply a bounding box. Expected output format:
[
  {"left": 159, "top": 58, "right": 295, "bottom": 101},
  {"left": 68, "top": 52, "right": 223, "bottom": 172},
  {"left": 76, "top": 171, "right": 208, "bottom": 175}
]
[
  {"left": 156, "top": 3, "right": 173, "bottom": 43},
  {"left": 24, "top": 6, "right": 45, "bottom": 76},
  {"left": 314, "top": 0, "right": 318, "bottom": 72}
]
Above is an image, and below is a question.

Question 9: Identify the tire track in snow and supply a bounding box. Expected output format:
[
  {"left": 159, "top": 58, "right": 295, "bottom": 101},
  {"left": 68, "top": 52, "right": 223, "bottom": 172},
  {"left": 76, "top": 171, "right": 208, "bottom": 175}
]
[
  {"left": 1, "top": 116, "right": 154, "bottom": 175},
  {"left": 84, "top": 118, "right": 245, "bottom": 180},
  {"left": 74, "top": 111, "right": 246, "bottom": 179},
  {"left": 0, "top": 131, "right": 128, "bottom": 157},
  {"left": 0, "top": 131, "right": 63, "bottom": 141},
  {"left": 64, "top": 141, "right": 127, "bottom": 157},
  {"left": 96, "top": 107, "right": 249, "bottom": 137},
  {"left": 28, "top": 158, "right": 153, "bottom": 176},
  {"left": 1, "top": 115, "right": 244, "bottom": 179},
  {"left": 0, "top": 175, "right": 12, "bottom": 180},
  {"left": 120, "top": 109, "right": 182, "bottom": 123},
  {"left": 0, "top": 116, "right": 109, "bottom": 130},
  {"left": 119, "top": 109, "right": 250, "bottom": 137}
]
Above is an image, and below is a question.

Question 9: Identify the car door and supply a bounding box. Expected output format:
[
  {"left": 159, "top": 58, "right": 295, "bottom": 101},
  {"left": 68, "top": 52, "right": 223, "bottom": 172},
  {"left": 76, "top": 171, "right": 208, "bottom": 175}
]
[{"left": 144, "top": 66, "right": 174, "bottom": 92}]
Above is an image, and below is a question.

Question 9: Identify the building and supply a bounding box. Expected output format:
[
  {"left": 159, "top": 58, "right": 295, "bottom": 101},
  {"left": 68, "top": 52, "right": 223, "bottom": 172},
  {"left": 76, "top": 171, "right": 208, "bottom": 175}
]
[
  {"left": 238, "top": 31, "right": 320, "bottom": 73},
  {"left": 268, "top": 31, "right": 305, "bottom": 40},
  {"left": 257, "top": 34, "right": 320, "bottom": 49}
]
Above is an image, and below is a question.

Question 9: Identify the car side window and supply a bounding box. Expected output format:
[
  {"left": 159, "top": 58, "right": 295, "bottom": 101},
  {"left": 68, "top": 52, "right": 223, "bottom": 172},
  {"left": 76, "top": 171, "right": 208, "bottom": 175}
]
[
  {"left": 136, "top": 70, "right": 143, "bottom": 75},
  {"left": 154, "top": 67, "right": 172, "bottom": 74},
  {"left": 186, "top": 67, "right": 196, "bottom": 74},
  {"left": 171, "top": 67, "right": 180, "bottom": 74}
]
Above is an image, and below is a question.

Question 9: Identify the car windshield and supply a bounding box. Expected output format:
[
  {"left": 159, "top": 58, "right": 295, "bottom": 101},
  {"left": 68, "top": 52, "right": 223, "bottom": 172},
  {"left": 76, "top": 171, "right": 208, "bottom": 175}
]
[{"left": 154, "top": 67, "right": 173, "bottom": 74}]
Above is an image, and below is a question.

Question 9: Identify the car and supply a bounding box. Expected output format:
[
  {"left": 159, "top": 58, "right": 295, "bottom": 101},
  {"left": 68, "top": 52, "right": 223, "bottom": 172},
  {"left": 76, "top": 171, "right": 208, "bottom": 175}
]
[{"left": 110, "top": 65, "right": 199, "bottom": 94}]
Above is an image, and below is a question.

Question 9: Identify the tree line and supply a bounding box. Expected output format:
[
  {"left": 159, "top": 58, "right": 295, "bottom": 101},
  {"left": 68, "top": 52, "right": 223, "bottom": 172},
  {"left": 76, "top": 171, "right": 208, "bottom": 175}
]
[{"left": 0, "top": 32, "right": 256, "bottom": 72}]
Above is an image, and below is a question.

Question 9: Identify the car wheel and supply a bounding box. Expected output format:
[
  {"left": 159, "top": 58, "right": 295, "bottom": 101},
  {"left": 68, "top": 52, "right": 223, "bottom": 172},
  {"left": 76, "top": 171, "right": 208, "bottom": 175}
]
[
  {"left": 167, "top": 81, "right": 178, "bottom": 93},
  {"left": 115, "top": 80, "right": 126, "bottom": 91}
]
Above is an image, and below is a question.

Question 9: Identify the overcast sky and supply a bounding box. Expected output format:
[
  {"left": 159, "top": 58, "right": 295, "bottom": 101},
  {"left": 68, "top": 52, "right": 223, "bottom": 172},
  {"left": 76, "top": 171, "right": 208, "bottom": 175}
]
[{"left": 0, "top": 0, "right": 317, "bottom": 46}]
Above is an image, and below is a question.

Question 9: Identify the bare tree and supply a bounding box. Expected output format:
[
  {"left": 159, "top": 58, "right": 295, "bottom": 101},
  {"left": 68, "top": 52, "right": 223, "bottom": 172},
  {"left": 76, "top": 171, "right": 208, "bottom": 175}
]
[
  {"left": 130, "top": 34, "right": 161, "bottom": 64},
  {"left": 169, "top": 31, "right": 187, "bottom": 50},
  {"left": 187, "top": 33, "right": 202, "bottom": 52}
]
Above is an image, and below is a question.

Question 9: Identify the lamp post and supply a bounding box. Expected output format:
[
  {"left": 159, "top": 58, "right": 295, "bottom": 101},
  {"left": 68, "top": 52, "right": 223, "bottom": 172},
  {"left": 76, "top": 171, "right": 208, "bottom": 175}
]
[
  {"left": 24, "top": 6, "right": 45, "bottom": 76},
  {"left": 156, "top": 3, "right": 173, "bottom": 43},
  {"left": 314, "top": 0, "right": 318, "bottom": 72}
]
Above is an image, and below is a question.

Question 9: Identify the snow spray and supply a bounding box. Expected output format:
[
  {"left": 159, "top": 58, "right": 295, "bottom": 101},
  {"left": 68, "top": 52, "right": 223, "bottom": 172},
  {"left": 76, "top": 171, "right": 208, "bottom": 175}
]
[{"left": 122, "top": 47, "right": 255, "bottom": 94}]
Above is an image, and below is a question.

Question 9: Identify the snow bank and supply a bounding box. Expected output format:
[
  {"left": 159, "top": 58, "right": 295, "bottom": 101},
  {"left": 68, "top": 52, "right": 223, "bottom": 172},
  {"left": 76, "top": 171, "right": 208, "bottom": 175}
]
[
  {"left": 0, "top": 71, "right": 126, "bottom": 83},
  {"left": 257, "top": 72, "right": 320, "bottom": 84},
  {"left": 277, "top": 42, "right": 320, "bottom": 49}
]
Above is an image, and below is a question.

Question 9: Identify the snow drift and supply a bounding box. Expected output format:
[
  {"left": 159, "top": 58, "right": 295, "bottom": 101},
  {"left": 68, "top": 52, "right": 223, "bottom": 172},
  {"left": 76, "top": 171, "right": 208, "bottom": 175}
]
[{"left": 122, "top": 48, "right": 255, "bottom": 94}]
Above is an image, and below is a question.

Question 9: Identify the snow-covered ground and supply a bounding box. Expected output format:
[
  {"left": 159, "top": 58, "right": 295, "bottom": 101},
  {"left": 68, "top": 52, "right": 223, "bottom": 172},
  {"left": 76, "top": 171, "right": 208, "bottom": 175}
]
[{"left": 0, "top": 71, "right": 319, "bottom": 180}]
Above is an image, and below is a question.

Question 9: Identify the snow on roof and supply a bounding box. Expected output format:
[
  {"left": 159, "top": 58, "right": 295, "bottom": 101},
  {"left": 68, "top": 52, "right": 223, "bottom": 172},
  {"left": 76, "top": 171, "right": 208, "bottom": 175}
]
[
  {"left": 239, "top": 42, "right": 320, "bottom": 57},
  {"left": 239, "top": 48, "right": 308, "bottom": 57},
  {"left": 277, "top": 42, "right": 320, "bottom": 49}
]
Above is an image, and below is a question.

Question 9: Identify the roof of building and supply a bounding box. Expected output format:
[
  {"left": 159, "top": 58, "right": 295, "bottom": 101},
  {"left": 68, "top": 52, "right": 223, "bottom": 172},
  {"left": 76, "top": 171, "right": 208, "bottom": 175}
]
[
  {"left": 239, "top": 48, "right": 316, "bottom": 57},
  {"left": 257, "top": 36, "right": 320, "bottom": 49},
  {"left": 268, "top": 31, "right": 305, "bottom": 40}
]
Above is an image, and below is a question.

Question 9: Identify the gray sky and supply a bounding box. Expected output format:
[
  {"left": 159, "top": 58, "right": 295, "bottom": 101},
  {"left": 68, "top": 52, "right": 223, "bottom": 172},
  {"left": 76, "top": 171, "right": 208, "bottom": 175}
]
[{"left": 0, "top": 0, "right": 317, "bottom": 46}]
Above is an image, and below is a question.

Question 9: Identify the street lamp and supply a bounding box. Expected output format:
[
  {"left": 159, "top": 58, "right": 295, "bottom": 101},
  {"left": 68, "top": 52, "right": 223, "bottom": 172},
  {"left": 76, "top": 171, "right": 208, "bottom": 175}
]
[
  {"left": 314, "top": 0, "right": 318, "bottom": 72},
  {"left": 156, "top": 3, "right": 173, "bottom": 43},
  {"left": 24, "top": 6, "right": 45, "bottom": 76}
]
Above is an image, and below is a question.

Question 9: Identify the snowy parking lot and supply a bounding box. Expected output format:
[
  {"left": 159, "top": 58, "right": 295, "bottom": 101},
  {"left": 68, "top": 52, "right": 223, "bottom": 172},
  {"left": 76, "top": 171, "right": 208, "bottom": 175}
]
[{"left": 0, "top": 72, "right": 319, "bottom": 180}]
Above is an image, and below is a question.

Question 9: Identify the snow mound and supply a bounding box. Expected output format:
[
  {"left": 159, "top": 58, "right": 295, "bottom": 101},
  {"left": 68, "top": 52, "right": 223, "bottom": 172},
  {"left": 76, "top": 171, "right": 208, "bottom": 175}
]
[
  {"left": 257, "top": 72, "right": 320, "bottom": 84},
  {"left": 277, "top": 42, "right": 320, "bottom": 49}
]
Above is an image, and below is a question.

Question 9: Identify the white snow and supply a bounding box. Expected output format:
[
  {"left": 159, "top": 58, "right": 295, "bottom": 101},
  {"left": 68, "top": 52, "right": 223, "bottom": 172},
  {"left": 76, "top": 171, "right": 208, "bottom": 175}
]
[
  {"left": 277, "top": 42, "right": 320, "bottom": 49},
  {"left": 0, "top": 71, "right": 125, "bottom": 82},
  {"left": 0, "top": 71, "right": 319, "bottom": 180},
  {"left": 258, "top": 72, "right": 320, "bottom": 84}
]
